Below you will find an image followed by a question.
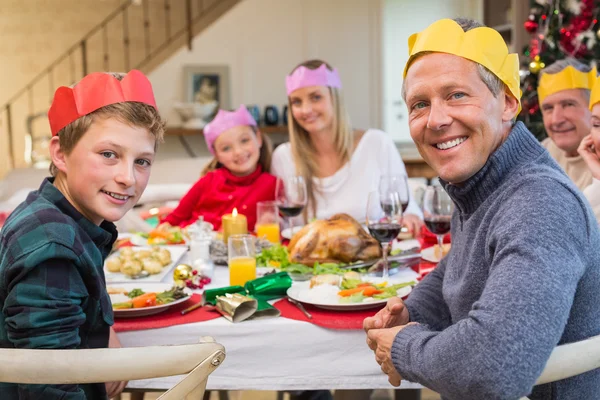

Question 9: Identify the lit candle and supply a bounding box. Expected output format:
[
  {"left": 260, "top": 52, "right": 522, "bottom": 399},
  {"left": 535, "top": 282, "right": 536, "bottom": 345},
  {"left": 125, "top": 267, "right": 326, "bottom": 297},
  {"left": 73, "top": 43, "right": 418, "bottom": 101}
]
[{"left": 222, "top": 208, "right": 248, "bottom": 244}]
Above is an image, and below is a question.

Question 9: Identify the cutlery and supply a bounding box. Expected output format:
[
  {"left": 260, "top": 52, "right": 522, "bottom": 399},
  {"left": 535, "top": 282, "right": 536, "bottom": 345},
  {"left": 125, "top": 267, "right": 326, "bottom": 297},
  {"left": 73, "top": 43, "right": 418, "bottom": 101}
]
[
  {"left": 288, "top": 297, "right": 312, "bottom": 319},
  {"left": 365, "top": 258, "right": 420, "bottom": 277},
  {"left": 181, "top": 302, "right": 203, "bottom": 315},
  {"left": 340, "top": 250, "right": 421, "bottom": 270},
  {"left": 130, "top": 270, "right": 150, "bottom": 280}
]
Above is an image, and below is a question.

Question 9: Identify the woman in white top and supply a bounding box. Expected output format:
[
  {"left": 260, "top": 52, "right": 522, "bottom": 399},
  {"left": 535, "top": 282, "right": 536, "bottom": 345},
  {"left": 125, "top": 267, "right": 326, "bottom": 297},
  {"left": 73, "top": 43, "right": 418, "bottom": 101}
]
[
  {"left": 578, "top": 81, "right": 600, "bottom": 224},
  {"left": 271, "top": 59, "right": 423, "bottom": 234}
]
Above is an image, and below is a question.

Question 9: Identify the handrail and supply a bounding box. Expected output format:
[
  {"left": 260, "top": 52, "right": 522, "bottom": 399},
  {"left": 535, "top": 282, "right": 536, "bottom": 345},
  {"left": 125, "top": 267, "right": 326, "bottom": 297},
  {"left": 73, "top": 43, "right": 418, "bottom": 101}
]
[{"left": 2, "top": 0, "right": 237, "bottom": 169}]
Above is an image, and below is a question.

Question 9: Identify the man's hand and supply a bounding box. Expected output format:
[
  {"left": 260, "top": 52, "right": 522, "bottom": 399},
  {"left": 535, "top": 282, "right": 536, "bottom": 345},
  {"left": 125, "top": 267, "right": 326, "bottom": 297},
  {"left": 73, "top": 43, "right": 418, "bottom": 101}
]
[
  {"left": 364, "top": 297, "right": 410, "bottom": 350},
  {"left": 367, "top": 324, "right": 417, "bottom": 387},
  {"left": 403, "top": 214, "right": 424, "bottom": 238},
  {"left": 578, "top": 134, "right": 600, "bottom": 180},
  {"left": 105, "top": 327, "right": 128, "bottom": 398}
]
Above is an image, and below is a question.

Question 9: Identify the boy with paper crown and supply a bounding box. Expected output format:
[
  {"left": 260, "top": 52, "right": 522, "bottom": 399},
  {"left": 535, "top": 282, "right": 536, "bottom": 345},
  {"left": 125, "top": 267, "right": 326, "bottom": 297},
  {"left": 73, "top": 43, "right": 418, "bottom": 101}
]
[
  {"left": 0, "top": 70, "right": 165, "bottom": 399},
  {"left": 537, "top": 58, "right": 597, "bottom": 190},
  {"left": 160, "top": 105, "right": 276, "bottom": 231},
  {"left": 577, "top": 77, "right": 600, "bottom": 223},
  {"left": 364, "top": 18, "right": 600, "bottom": 399}
]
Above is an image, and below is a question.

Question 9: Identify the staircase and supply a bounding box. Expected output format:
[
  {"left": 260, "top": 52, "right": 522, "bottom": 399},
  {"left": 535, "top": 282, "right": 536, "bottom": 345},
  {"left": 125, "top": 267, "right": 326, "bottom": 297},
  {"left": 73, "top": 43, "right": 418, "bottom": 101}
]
[{"left": 0, "top": 0, "right": 241, "bottom": 178}]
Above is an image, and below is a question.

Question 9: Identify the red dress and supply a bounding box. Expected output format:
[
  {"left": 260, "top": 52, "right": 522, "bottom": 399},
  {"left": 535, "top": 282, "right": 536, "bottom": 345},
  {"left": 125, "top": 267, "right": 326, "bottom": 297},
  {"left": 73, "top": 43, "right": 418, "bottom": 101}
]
[{"left": 161, "top": 166, "right": 277, "bottom": 231}]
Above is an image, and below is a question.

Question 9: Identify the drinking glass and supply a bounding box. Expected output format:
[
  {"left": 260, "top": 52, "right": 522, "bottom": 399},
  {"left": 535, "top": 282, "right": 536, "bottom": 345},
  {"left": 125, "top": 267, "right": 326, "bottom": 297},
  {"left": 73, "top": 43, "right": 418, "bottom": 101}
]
[
  {"left": 422, "top": 186, "right": 453, "bottom": 259},
  {"left": 366, "top": 191, "right": 403, "bottom": 279},
  {"left": 275, "top": 176, "right": 307, "bottom": 237},
  {"left": 228, "top": 234, "right": 256, "bottom": 286},
  {"left": 379, "top": 175, "right": 410, "bottom": 213},
  {"left": 256, "top": 201, "right": 280, "bottom": 243}
]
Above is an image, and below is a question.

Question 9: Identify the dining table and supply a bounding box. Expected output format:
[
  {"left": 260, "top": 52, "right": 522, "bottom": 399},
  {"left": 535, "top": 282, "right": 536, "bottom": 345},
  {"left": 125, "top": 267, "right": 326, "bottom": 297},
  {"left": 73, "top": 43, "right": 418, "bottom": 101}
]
[{"left": 115, "top": 239, "right": 441, "bottom": 392}]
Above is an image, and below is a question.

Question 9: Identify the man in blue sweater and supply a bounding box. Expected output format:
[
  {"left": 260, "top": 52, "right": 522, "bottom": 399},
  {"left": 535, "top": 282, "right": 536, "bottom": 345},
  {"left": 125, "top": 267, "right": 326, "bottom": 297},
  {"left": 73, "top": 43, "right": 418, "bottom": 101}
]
[{"left": 364, "top": 18, "right": 600, "bottom": 400}]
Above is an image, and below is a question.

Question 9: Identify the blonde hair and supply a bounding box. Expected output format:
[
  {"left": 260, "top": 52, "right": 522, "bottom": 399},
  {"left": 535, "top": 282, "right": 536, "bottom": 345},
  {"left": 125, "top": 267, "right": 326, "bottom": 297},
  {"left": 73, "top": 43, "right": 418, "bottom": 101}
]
[
  {"left": 287, "top": 59, "right": 354, "bottom": 218},
  {"left": 49, "top": 72, "right": 165, "bottom": 176},
  {"left": 200, "top": 126, "right": 273, "bottom": 176}
]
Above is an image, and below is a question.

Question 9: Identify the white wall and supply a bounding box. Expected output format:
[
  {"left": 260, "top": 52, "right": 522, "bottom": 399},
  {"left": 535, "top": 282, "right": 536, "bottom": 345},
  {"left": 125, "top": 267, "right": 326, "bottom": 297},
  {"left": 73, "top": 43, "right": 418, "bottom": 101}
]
[
  {"left": 148, "top": 0, "right": 382, "bottom": 159},
  {"left": 382, "top": 0, "right": 483, "bottom": 143}
]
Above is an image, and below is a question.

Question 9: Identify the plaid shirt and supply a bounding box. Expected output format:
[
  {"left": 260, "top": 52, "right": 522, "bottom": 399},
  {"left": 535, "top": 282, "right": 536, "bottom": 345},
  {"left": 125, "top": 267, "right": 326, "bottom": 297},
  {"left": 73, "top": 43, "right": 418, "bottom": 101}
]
[{"left": 0, "top": 178, "right": 117, "bottom": 399}]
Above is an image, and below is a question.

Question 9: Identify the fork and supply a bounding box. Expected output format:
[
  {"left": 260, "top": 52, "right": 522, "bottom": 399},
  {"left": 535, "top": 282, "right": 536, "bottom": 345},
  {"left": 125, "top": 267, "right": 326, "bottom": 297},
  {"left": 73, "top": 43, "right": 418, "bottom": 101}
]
[{"left": 288, "top": 297, "right": 312, "bottom": 319}]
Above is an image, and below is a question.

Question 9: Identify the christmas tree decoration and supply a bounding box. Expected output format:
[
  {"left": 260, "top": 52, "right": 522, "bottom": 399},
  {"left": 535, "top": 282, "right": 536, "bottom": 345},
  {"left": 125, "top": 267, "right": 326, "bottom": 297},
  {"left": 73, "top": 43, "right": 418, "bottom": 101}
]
[
  {"left": 518, "top": 0, "right": 600, "bottom": 141},
  {"left": 525, "top": 18, "right": 540, "bottom": 33},
  {"left": 529, "top": 55, "right": 546, "bottom": 73}
]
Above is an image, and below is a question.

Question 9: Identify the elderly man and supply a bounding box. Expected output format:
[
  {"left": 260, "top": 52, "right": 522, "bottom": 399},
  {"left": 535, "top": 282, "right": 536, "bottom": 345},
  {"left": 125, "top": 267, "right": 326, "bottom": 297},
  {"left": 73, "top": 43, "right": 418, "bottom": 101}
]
[
  {"left": 364, "top": 18, "right": 600, "bottom": 400},
  {"left": 538, "top": 58, "right": 596, "bottom": 190}
]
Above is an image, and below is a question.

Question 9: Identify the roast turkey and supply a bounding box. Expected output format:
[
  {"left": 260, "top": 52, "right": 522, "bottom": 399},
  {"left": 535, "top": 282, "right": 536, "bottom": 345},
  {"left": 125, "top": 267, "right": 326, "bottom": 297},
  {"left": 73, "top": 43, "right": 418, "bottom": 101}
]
[{"left": 288, "top": 213, "right": 382, "bottom": 266}]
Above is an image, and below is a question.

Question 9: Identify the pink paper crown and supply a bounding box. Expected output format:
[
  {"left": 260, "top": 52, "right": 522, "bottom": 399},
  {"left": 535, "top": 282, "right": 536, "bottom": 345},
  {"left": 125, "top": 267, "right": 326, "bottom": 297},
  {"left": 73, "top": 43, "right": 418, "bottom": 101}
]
[
  {"left": 48, "top": 70, "right": 157, "bottom": 136},
  {"left": 285, "top": 64, "right": 342, "bottom": 96},
  {"left": 204, "top": 105, "right": 257, "bottom": 155}
]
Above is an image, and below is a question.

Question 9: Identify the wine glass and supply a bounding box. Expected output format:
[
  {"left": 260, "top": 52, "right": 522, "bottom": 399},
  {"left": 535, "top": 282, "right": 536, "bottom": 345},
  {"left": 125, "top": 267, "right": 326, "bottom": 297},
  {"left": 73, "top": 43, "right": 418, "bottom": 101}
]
[
  {"left": 422, "top": 186, "right": 454, "bottom": 259},
  {"left": 379, "top": 175, "right": 410, "bottom": 213},
  {"left": 275, "top": 176, "right": 307, "bottom": 237},
  {"left": 366, "top": 191, "right": 403, "bottom": 279}
]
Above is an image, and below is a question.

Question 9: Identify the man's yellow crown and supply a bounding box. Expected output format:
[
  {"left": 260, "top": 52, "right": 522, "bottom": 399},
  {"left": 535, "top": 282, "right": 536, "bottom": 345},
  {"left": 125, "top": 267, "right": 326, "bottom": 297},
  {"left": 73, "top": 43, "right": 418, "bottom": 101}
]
[
  {"left": 404, "top": 19, "right": 521, "bottom": 109},
  {"left": 537, "top": 65, "right": 597, "bottom": 104}
]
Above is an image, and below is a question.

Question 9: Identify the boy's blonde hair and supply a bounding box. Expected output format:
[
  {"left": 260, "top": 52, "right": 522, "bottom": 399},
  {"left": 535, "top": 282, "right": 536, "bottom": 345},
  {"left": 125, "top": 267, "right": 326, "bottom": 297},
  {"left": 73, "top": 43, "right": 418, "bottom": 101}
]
[
  {"left": 200, "top": 126, "right": 273, "bottom": 176},
  {"left": 287, "top": 59, "right": 354, "bottom": 218},
  {"left": 49, "top": 72, "right": 165, "bottom": 176}
]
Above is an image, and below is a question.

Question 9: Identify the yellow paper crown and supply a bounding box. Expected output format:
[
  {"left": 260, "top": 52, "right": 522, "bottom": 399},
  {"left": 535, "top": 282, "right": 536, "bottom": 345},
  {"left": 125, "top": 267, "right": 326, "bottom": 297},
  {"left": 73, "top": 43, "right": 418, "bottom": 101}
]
[
  {"left": 589, "top": 76, "right": 600, "bottom": 110},
  {"left": 403, "top": 19, "right": 521, "bottom": 109},
  {"left": 537, "top": 65, "right": 597, "bottom": 104}
]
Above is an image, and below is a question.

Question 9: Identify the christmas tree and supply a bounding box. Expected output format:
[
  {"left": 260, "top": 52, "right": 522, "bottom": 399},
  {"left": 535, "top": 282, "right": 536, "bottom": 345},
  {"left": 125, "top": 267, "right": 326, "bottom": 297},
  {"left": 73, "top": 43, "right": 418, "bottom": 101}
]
[{"left": 519, "top": 0, "right": 600, "bottom": 141}]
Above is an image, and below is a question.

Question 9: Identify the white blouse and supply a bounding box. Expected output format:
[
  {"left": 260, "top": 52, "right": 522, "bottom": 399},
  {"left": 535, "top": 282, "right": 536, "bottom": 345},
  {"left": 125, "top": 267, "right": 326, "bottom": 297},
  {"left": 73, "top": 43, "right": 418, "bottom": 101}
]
[{"left": 271, "top": 129, "right": 423, "bottom": 222}]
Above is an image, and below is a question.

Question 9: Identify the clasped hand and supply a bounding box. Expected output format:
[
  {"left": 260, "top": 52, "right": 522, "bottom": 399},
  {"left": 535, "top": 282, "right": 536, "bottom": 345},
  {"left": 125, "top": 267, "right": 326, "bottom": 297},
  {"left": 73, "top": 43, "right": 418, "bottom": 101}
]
[{"left": 363, "top": 297, "right": 415, "bottom": 387}]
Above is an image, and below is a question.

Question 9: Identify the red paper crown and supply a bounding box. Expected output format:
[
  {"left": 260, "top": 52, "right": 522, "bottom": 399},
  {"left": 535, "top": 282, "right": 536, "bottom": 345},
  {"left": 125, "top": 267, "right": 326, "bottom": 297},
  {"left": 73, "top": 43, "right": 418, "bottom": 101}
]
[{"left": 48, "top": 70, "right": 158, "bottom": 136}]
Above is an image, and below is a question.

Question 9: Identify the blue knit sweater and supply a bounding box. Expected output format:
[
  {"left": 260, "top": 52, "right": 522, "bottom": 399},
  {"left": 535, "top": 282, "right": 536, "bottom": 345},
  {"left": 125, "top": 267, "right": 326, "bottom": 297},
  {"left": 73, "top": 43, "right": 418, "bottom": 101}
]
[{"left": 392, "top": 122, "right": 600, "bottom": 399}]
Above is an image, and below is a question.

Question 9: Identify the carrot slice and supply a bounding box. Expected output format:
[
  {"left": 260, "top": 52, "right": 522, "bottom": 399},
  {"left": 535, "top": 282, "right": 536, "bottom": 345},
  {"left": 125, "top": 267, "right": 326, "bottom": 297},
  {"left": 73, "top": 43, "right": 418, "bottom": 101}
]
[
  {"left": 338, "top": 287, "right": 365, "bottom": 297},
  {"left": 131, "top": 292, "right": 157, "bottom": 308},
  {"left": 362, "top": 287, "right": 384, "bottom": 297}
]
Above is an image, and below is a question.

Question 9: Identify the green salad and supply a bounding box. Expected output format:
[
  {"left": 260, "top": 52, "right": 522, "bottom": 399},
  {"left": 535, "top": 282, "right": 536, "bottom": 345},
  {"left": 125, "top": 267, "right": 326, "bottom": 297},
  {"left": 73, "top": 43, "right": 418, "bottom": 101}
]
[{"left": 255, "top": 244, "right": 367, "bottom": 275}]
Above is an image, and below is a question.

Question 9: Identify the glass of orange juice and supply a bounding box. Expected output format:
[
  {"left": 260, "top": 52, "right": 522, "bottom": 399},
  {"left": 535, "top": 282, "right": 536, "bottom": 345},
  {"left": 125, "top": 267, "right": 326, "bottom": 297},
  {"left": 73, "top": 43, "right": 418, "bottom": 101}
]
[
  {"left": 228, "top": 234, "right": 257, "bottom": 286},
  {"left": 255, "top": 201, "right": 280, "bottom": 244}
]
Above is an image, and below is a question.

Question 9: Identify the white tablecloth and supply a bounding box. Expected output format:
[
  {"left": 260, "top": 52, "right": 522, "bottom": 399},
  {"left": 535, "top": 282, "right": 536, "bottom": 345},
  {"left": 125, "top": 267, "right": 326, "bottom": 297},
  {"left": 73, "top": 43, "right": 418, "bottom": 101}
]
[{"left": 117, "top": 253, "right": 422, "bottom": 391}]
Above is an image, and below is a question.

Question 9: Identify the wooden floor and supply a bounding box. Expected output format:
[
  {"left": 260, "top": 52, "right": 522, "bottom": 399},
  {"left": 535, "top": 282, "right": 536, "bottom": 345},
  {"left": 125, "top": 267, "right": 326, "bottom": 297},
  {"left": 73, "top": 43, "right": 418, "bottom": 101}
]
[{"left": 119, "top": 389, "right": 441, "bottom": 400}]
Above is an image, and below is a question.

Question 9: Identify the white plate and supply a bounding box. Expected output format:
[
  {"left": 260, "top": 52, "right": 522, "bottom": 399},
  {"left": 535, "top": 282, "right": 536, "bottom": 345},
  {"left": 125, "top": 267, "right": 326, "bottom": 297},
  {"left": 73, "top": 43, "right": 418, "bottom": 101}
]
[
  {"left": 104, "top": 245, "right": 187, "bottom": 283},
  {"left": 392, "top": 239, "right": 421, "bottom": 253},
  {"left": 286, "top": 279, "right": 413, "bottom": 311},
  {"left": 129, "top": 233, "right": 188, "bottom": 247},
  {"left": 281, "top": 226, "right": 304, "bottom": 240},
  {"left": 421, "top": 244, "right": 451, "bottom": 263},
  {"left": 109, "top": 283, "right": 192, "bottom": 318}
]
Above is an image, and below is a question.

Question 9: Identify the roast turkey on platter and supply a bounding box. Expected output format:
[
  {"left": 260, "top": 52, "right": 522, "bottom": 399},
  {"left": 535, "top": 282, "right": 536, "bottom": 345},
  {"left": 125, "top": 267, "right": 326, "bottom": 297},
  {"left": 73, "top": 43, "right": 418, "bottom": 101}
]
[{"left": 287, "top": 213, "right": 382, "bottom": 266}]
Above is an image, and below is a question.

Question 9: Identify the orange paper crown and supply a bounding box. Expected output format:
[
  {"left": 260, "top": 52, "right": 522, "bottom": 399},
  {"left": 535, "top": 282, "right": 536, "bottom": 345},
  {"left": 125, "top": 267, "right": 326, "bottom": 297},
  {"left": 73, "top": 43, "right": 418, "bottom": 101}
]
[{"left": 48, "top": 70, "right": 157, "bottom": 136}]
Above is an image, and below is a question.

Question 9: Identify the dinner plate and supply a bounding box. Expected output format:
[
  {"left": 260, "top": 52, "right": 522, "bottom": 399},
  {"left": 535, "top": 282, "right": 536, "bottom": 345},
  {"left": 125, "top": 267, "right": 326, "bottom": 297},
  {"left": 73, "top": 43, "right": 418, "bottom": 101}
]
[
  {"left": 104, "top": 245, "right": 187, "bottom": 283},
  {"left": 421, "top": 244, "right": 451, "bottom": 263},
  {"left": 286, "top": 279, "right": 413, "bottom": 311},
  {"left": 108, "top": 283, "right": 192, "bottom": 318},
  {"left": 129, "top": 232, "right": 189, "bottom": 247},
  {"left": 281, "top": 226, "right": 304, "bottom": 240}
]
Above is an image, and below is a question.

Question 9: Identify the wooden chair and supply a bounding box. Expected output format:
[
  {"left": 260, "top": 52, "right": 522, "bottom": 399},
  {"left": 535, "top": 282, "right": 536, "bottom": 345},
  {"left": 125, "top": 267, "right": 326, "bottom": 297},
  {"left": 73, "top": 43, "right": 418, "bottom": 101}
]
[
  {"left": 0, "top": 336, "right": 225, "bottom": 399},
  {"left": 520, "top": 334, "right": 600, "bottom": 400}
]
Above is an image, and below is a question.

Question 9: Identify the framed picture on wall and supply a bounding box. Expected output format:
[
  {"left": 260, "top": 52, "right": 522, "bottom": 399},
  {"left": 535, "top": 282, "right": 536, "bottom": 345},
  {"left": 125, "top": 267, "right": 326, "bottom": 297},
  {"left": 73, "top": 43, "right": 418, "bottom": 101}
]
[{"left": 182, "top": 65, "right": 231, "bottom": 110}]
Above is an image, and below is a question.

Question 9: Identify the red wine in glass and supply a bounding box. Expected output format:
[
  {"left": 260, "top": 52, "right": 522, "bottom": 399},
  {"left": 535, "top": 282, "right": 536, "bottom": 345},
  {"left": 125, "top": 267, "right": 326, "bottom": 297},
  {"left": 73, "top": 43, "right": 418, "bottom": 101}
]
[
  {"left": 401, "top": 202, "right": 409, "bottom": 213},
  {"left": 368, "top": 222, "right": 402, "bottom": 243},
  {"left": 278, "top": 203, "right": 304, "bottom": 218},
  {"left": 424, "top": 216, "right": 451, "bottom": 235},
  {"left": 275, "top": 176, "right": 308, "bottom": 236}
]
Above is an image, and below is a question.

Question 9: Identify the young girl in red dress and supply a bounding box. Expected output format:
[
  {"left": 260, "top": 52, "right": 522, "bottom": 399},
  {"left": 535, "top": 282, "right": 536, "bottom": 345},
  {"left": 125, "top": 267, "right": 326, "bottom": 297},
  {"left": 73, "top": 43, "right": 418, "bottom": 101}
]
[{"left": 160, "top": 105, "right": 276, "bottom": 231}]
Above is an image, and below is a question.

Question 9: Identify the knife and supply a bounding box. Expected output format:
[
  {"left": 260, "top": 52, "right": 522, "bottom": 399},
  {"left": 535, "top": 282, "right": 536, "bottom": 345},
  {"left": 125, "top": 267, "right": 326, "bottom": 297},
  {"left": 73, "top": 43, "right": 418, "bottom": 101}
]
[{"left": 340, "top": 251, "right": 421, "bottom": 270}]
